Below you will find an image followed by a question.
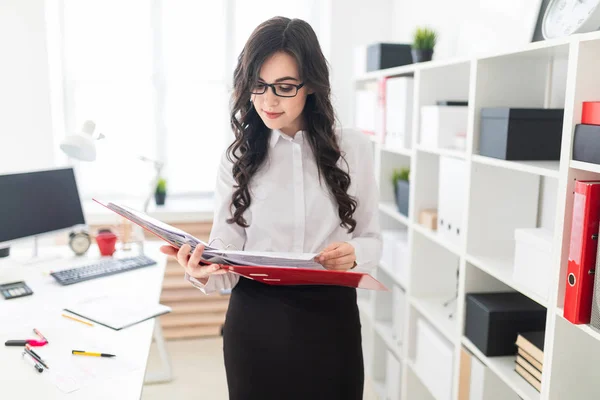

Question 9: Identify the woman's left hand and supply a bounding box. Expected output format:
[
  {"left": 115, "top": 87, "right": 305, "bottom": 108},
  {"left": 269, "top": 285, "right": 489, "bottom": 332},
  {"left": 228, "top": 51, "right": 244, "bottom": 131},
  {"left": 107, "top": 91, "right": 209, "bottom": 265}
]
[{"left": 315, "top": 242, "right": 357, "bottom": 271}]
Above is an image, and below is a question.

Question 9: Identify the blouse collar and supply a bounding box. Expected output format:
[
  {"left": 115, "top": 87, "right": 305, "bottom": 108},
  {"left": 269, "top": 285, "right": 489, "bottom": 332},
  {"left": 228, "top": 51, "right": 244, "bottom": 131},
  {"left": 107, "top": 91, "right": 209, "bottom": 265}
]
[{"left": 269, "top": 129, "right": 305, "bottom": 148}]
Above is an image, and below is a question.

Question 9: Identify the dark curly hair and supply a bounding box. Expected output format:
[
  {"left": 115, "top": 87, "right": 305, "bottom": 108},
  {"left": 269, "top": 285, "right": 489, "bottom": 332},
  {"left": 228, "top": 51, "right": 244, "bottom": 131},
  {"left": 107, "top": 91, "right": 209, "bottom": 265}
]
[{"left": 227, "top": 16, "right": 357, "bottom": 233}]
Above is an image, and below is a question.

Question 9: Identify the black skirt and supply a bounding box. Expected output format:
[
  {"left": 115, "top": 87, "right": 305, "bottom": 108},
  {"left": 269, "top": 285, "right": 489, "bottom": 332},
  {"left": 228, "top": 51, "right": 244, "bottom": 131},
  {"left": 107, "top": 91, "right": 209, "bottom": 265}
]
[{"left": 222, "top": 277, "right": 364, "bottom": 400}]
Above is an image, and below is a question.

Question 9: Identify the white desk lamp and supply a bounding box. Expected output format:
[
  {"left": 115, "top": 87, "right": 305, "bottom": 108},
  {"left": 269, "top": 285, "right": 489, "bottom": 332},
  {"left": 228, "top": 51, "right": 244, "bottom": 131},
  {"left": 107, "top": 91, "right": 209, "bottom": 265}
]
[
  {"left": 60, "top": 120, "right": 173, "bottom": 384},
  {"left": 60, "top": 120, "right": 164, "bottom": 214}
]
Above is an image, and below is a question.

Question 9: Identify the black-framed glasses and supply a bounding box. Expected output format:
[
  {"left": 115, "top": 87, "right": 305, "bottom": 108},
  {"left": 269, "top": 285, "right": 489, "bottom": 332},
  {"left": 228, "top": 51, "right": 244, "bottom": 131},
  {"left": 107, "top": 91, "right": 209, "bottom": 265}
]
[{"left": 250, "top": 82, "right": 305, "bottom": 98}]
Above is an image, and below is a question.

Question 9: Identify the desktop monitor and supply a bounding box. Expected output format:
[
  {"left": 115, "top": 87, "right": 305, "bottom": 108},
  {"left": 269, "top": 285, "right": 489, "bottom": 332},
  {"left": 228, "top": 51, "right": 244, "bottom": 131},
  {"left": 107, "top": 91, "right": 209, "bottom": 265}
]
[{"left": 0, "top": 167, "right": 86, "bottom": 253}]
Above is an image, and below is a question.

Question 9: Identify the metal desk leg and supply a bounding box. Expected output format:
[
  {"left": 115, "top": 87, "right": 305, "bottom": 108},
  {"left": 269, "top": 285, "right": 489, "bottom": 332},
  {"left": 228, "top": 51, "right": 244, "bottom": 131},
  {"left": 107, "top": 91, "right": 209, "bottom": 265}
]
[{"left": 144, "top": 321, "right": 173, "bottom": 384}]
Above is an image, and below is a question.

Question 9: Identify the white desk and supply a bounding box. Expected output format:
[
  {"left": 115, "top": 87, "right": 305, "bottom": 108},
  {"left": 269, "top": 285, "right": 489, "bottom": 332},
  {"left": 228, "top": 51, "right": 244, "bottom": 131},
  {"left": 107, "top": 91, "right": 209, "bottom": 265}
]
[{"left": 0, "top": 242, "right": 167, "bottom": 399}]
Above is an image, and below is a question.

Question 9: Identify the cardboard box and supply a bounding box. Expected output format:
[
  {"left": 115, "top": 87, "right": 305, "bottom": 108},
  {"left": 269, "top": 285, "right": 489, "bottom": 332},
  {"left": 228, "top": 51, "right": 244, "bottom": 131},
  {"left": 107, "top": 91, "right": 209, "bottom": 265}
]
[{"left": 419, "top": 209, "right": 438, "bottom": 231}]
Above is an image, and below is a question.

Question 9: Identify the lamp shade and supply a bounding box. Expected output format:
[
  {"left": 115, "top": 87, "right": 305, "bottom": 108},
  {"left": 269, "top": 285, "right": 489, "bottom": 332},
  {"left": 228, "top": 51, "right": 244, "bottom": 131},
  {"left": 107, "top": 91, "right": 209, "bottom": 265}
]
[{"left": 60, "top": 120, "right": 99, "bottom": 161}]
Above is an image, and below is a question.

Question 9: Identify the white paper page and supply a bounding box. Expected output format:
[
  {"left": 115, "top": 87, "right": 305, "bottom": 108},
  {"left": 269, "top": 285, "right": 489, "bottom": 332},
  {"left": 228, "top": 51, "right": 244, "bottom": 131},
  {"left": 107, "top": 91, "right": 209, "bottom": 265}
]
[
  {"left": 213, "top": 250, "right": 318, "bottom": 260},
  {"left": 105, "top": 202, "right": 213, "bottom": 250}
]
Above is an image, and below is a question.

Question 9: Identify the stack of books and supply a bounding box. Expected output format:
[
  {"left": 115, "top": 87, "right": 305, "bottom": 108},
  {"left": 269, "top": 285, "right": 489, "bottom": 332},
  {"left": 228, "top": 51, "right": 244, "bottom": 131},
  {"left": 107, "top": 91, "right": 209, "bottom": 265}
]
[{"left": 515, "top": 331, "right": 545, "bottom": 392}]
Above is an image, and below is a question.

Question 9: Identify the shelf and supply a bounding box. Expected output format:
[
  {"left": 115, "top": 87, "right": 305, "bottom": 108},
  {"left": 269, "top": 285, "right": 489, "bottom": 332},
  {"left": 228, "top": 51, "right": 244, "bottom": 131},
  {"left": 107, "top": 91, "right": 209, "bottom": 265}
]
[
  {"left": 374, "top": 320, "right": 403, "bottom": 361},
  {"left": 556, "top": 307, "right": 600, "bottom": 343},
  {"left": 379, "top": 202, "right": 411, "bottom": 226},
  {"left": 472, "top": 155, "right": 560, "bottom": 178},
  {"left": 415, "top": 144, "right": 466, "bottom": 159},
  {"left": 466, "top": 253, "right": 548, "bottom": 307},
  {"left": 570, "top": 160, "right": 600, "bottom": 175},
  {"left": 462, "top": 337, "right": 540, "bottom": 400},
  {"left": 381, "top": 144, "right": 413, "bottom": 157},
  {"left": 378, "top": 261, "right": 408, "bottom": 290},
  {"left": 355, "top": 63, "right": 416, "bottom": 82},
  {"left": 410, "top": 296, "right": 458, "bottom": 344},
  {"left": 412, "top": 224, "right": 461, "bottom": 256}
]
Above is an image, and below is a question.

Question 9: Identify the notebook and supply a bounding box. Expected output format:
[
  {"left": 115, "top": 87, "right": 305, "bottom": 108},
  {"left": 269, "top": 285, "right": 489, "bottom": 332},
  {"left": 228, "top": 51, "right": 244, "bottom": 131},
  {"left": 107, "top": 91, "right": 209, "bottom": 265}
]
[{"left": 64, "top": 295, "right": 172, "bottom": 330}]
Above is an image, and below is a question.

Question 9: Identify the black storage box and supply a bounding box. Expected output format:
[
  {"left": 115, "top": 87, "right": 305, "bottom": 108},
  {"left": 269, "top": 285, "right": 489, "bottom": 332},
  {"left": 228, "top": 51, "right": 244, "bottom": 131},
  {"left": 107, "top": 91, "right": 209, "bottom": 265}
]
[
  {"left": 465, "top": 292, "right": 546, "bottom": 357},
  {"left": 479, "top": 108, "right": 564, "bottom": 160},
  {"left": 573, "top": 124, "right": 600, "bottom": 165},
  {"left": 437, "top": 100, "right": 468, "bottom": 106},
  {"left": 366, "top": 43, "right": 413, "bottom": 72}
]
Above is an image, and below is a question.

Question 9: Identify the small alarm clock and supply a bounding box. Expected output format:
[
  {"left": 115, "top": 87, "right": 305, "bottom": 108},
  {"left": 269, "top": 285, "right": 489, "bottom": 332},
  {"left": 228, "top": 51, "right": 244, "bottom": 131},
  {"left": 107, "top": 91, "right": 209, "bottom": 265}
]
[{"left": 69, "top": 230, "right": 91, "bottom": 256}]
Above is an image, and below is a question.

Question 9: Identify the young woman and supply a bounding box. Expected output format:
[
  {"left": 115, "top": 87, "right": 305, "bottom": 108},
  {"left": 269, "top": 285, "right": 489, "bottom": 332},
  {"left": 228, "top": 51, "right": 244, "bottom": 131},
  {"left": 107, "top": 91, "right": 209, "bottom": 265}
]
[{"left": 160, "top": 16, "right": 381, "bottom": 400}]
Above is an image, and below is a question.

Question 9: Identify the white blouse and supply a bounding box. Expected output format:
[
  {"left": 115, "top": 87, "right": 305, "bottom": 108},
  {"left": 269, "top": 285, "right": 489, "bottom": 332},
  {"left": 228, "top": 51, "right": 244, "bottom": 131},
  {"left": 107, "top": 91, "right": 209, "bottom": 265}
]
[{"left": 186, "top": 128, "right": 382, "bottom": 294}]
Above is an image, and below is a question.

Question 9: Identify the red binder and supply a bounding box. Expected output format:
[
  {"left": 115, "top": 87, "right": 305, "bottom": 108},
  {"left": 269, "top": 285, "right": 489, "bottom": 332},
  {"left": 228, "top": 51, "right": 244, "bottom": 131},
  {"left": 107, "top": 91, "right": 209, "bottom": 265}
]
[
  {"left": 93, "top": 199, "right": 388, "bottom": 291},
  {"left": 564, "top": 181, "right": 600, "bottom": 324}
]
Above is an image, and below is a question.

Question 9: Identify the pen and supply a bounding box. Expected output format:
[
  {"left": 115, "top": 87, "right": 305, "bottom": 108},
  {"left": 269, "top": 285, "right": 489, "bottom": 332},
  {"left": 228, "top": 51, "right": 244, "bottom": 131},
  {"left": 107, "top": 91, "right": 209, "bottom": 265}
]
[
  {"left": 72, "top": 350, "right": 116, "bottom": 358},
  {"left": 33, "top": 328, "right": 48, "bottom": 343},
  {"left": 62, "top": 313, "right": 94, "bottom": 326},
  {"left": 25, "top": 344, "right": 49, "bottom": 369},
  {"left": 22, "top": 351, "right": 44, "bottom": 373},
  {"left": 5, "top": 339, "right": 47, "bottom": 347}
]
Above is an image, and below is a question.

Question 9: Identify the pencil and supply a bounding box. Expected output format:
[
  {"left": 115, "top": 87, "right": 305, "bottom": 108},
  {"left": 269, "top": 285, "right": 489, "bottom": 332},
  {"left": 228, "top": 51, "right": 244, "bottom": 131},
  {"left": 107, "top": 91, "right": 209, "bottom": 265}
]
[{"left": 61, "top": 313, "right": 94, "bottom": 327}]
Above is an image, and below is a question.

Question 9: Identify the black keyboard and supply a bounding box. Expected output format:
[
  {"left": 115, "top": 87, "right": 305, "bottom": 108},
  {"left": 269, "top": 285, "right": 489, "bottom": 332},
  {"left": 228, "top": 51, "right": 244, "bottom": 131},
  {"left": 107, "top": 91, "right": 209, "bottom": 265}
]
[{"left": 50, "top": 255, "right": 157, "bottom": 285}]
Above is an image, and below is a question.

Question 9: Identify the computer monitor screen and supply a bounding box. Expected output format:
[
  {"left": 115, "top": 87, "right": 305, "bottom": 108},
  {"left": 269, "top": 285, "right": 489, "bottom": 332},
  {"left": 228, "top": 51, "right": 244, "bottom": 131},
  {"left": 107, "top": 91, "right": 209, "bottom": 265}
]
[{"left": 0, "top": 167, "right": 86, "bottom": 245}]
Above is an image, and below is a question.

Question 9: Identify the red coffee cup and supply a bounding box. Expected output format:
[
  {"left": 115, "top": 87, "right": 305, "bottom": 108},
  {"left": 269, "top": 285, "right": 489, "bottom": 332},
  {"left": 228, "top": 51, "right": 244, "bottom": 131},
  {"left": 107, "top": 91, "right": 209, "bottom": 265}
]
[{"left": 96, "top": 229, "right": 118, "bottom": 256}]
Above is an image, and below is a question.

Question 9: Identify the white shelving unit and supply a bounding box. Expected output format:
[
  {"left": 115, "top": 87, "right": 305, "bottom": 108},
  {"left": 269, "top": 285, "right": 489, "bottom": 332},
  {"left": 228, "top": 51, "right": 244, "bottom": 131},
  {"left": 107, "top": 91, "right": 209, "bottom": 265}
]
[{"left": 354, "top": 30, "right": 600, "bottom": 400}]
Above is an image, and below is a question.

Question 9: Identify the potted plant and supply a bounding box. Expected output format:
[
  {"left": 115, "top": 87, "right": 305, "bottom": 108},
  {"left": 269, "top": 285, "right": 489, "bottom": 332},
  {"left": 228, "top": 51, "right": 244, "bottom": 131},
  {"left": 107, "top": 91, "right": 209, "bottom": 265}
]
[
  {"left": 411, "top": 27, "right": 437, "bottom": 63},
  {"left": 155, "top": 177, "right": 167, "bottom": 206},
  {"left": 392, "top": 168, "right": 410, "bottom": 216}
]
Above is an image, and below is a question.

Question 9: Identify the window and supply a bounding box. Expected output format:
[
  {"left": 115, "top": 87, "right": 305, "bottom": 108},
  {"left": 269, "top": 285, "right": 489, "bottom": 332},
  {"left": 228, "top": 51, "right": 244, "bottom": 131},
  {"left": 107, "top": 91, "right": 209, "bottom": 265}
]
[{"left": 56, "top": 0, "right": 328, "bottom": 200}]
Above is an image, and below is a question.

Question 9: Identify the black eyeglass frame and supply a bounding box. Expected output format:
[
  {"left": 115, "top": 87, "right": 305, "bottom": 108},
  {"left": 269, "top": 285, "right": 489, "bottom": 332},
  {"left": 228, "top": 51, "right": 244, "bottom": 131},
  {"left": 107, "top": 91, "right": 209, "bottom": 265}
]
[{"left": 250, "top": 82, "right": 306, "bottom": 98}]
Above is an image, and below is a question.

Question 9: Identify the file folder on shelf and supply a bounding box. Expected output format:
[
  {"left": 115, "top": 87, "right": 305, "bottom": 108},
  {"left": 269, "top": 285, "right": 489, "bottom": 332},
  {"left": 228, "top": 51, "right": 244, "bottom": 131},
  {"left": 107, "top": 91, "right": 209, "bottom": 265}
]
[
  {"left": 563, "top": 181, "right": 600, "bottom": 324},
  {"left": 93, "top": 199, "right": 388, "bottom": 291}
]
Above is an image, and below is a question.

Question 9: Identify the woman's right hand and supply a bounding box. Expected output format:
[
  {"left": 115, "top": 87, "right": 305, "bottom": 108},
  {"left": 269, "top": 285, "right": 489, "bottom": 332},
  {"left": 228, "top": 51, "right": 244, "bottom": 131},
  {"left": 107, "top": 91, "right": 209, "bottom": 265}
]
[{"left": 159, "top": 243, "right": 227, "bottom": 285}]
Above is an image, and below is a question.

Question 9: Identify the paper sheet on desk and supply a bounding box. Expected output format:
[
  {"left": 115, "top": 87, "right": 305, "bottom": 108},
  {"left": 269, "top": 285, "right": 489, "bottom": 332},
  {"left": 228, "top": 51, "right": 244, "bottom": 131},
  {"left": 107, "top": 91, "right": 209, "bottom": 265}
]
[
  {"left": 42, "top": 340, "right": 140, "bottom": 393},
  {"left": 64, "top": 295, "right": 171, "bottom": 331},
  {"left": 0, "top": 309, "right": 141, "bottom": 394}
]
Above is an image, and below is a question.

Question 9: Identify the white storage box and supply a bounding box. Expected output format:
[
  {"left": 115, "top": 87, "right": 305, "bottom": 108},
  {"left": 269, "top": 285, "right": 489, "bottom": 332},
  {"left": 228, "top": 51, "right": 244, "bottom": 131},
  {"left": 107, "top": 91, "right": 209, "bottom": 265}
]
[
  {"left": 415, "top": 318, "right": 454, "bottom": 400},
  {"left": 381, "top": 229, "right": 409, "bottom": 282},
  {"left": 385, "top": 76, "right": 414, "bottom": 150},
  {"left": 469, "top": 354, "right": 520, "bottom": 400},
  {"left": 513, "top": 227, "right": 553, "bottom": 301},
  {"left": 392, "top": 286, "right": 407, "bottom": 346},
  {"left": 438, "top": 157, "right": 467, "bottom": 247},
  {"left": 355, "top": 89, "right": 378, "bottom": 135},
  {"left": 420, "top": 105, "right": 468, "bottom": 149},
  {"left": 386, "top": 351, "right": 402, "bottom": 400}
]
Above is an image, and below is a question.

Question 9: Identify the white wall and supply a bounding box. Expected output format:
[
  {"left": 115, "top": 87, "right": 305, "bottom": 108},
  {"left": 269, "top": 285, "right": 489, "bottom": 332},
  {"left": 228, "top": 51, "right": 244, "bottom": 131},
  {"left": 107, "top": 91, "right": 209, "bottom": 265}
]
[
  {"left": 0, "top": 0, "right": 56, "bottom": 174},
  {"left": 391, "top": 0, "right": 465, "bottom": 59},
  {"left": 391, "top": 0, "right": 545, "bottom": 60},
  {"left": 328, "top": 0, "right": 395, "bottom": 128}
]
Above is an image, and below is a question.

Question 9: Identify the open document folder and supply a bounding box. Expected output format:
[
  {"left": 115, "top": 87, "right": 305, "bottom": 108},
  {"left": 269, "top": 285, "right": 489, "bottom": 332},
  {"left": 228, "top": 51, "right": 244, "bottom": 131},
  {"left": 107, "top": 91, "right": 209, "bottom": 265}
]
[{"left": 93, "top": 199, "right": 387, "bottom": 291}]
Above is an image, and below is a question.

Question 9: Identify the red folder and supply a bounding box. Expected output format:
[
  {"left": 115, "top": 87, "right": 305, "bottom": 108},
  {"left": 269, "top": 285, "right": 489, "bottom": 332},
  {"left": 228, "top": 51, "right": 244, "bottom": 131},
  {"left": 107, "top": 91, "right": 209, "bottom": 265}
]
[
  {"left": 564, "top": 181, "right": 600, "bottom": 324},
  {"left": 93, "top": 198, "right": 388, "bottom": 291},
  {"left": 220, "top": 264, "right": 387, "bottom": 290}
]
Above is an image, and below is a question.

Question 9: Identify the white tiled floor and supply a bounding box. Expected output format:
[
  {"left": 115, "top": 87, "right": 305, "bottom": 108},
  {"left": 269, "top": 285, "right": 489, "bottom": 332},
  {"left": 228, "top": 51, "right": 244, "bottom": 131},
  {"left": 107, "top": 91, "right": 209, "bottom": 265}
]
[{"left": 142, "top": 338, "right": 378, "bottom": 400}]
